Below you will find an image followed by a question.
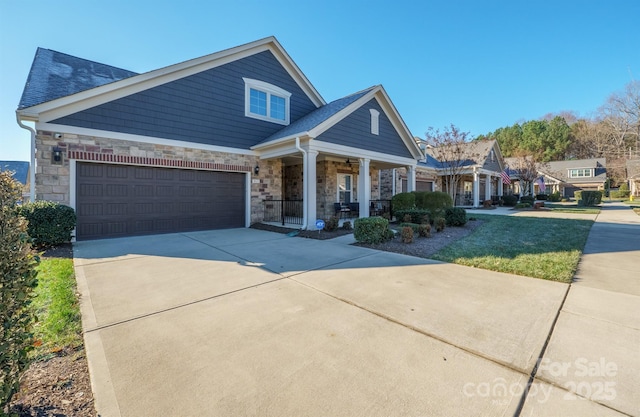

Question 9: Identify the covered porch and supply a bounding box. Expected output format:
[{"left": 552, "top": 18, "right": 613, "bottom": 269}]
[{"left": 257, "top": 139, "right": 416, "bottom": 230}]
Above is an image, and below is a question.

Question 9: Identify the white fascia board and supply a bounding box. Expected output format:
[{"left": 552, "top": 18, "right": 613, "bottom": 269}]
[
  {"left": 309, "top": 140, "right": 418, "bottom": 167},
  {"left": 250, "top": 132, "right": 311, "bottom": 151},
  {"left": 257, "top": 145, "right": 302, "bottom": 160},
  {"left": 37, "top": 123, "right": 256, "bottom": 156},
  {"left": 26, "top": 37, "right": 325, "bottom": 122}
]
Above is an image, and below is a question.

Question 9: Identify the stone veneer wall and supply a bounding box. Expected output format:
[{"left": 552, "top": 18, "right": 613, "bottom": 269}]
[{"left": 34, "top": 130, "right": 282, "bottom": 224}]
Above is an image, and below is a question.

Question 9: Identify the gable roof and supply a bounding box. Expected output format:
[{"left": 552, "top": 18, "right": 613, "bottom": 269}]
[
  {"left": 424, "top": 139, "right": 500, "bottom": 169},
  {"left": 0, "top": 161, "right": 30, "bottom": 185},
  {"left": 544, "top": 158, "right": 607, "bottom": 182},
  {"left": 19, "top": 48, "right": 138, "bottom": 110},
  {"left": 256, "top": 87, "right": 376, "bottom": 145},
  {"left": 251, "top": 85, "right": 423, "bottom": 160},
  {"left": 627, "top": 159, "right": 640, "bottom": 179},
  {"left": 17, "top": 37, "right": 325, "bottom": 122}
]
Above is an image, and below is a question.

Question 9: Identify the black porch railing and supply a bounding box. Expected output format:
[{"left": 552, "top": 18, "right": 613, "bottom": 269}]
[
  {"left": 263, "top": 200, "right": 303, "bottom": 226},
  {"left": 369, "top": 200, "right": 392, "bottom": 217}
]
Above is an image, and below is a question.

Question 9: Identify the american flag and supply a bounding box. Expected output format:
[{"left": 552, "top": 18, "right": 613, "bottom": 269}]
[
  {"left": 500, "top": 168, "right": 511, "bottom": 185},
  {"left": 537, "top": 176, "right": 546, "bottom": 193}
]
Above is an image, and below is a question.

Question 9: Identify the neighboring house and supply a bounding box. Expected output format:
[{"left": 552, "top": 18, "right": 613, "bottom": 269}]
[
  {"left": 16, "top": 37, "right": 424, "bottom": 240},
  {"left": 626, "top": 159, "right": 640, "bottom": 197},
  {"left": 419, "top": 139, "right": 506, "bottom": 207},
  {"left": 0, "top": 160, "right": 30, "bottom": 201},
  {"left": 504, "top": 157, "right": 607, "bottom": 198}
]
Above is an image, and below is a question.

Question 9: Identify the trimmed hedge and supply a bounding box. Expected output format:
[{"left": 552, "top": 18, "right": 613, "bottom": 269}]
[
  {"left": 419, "top": 191, "right": 452, "bottom": 218},
  {"left": 354, "top": 217, "right": 393, "bottom": 244},
  {"left": 394, "top": 209, "right": 431, "bottom": 225},
  {"left": 445, "top": 207, "right": 468, "bottom": 226},
  {"left": 17, "top": 201, "right": 76, "bottom": 248},
  {"left": 0, "top": 171, "right": 40, "bottom": 407},
  {"left": 577, "top": 190, "right": 602, "bottom": 207},
  {"left": 391, "top": 192, "right": 415, "bottom": 215},
  {"left": 549, "top": 191, "right": 562, "bottom": 202},
  {"left": 502, "top": 195, "right": 518, "bottom": 206},
  {"left": 520, "top": 196, "right": 535, "bottom": 205}
]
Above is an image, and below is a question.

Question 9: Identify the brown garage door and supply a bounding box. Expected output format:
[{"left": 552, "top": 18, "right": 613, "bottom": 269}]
[{"left": 76, "top": 162, "right": 245, "bottom": 240}]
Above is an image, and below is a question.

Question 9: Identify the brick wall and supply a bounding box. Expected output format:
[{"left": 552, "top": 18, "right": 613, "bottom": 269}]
[{"left": 35, "top": 130, "right": 281, "bottom": 224}]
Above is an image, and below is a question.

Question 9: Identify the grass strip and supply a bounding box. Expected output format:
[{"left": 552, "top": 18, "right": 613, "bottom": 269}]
[
  {"left": 433, "top": 215, "right": 593, "bottom": 282},
  {"left": 30, "top": 258, "right": 82, "bottom": 358}
]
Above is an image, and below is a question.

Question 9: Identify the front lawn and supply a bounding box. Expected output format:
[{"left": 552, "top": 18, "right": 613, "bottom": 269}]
[
  {"left": 432, "top": 214, "right": 593, "bottom": 282},
  {"left": 544, "top": 202, "right": 601, "bottom": 214}
]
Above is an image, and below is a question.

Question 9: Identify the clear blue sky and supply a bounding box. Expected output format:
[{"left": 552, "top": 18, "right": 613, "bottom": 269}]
[{"left": 1, "top": 0, "right": 639, "bottom": 161}]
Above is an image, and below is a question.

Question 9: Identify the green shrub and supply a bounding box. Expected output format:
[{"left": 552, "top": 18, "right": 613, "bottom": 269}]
[
  {"left": 341, "top": 220, "right": 352, "bottom": 230},
  {"left": 577, "top": 191, "right": 602, "bottom": 207},
  {"left": 354, "top": 217, "right": 392, "bottom": 244},
  {"left": 418, "top": 223, "right": 431, "bottom": 238},
  {"left": 610, "top": 184, "right": 630, "bottom": 199},
  {"left": 502, "top": 195, "right": 518, "bottom": 206},
  {"left": 412, "top": 191, "right": 430, "bottom": 210},
  {"left": 401, "top": 226, "right": 414, "bottom": 243},
  {"left": 421, "top": 191, "right": 453, "bottom": 218},
  {"left": 520, "top": 196, "right": 535, "bottom": 205},
  {"left": 536, "top": 194, "right": 548, "bottom": 200},
  {"left": 0, "top": 171, "right": 40, "bottom": 408},
  {"left": 398, "top": 222, "right": 421, "bottom": 234},
  {"left": 391, "top": 192, "right": 415, "bottom": 216},
  {"left": 445, "top": 207, "right": 468, "bottom": 226},
  {"left": 549, "top": 191, "right": 562, "bottom": 202},
  {"left": 17, "top": 201, "right": 76, "bottom": 248},
  {"left": 394, "top": 209, "right": 431, "bottom": 225},
  {"left": 324, "top": 215, "right": 339, "bottom": 232},
  {"left": 515, "top": 203, "right": 532, "bottom": 209},
  {"left": 434, "top": 217, "right": 446, "bottom": 232}
]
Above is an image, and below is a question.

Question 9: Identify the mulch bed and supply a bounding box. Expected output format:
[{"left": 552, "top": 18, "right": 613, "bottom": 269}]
[
  {"left": 7, "top": 244, "right": 98, "bottom": 417},
  {"left": 355, "top": 219, "right": 484, "bottom": 259}
]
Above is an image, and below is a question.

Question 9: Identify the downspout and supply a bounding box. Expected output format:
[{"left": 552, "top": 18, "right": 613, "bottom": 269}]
[
  {"left": 295, "top": 137, "right": 307, "bottom": 229},
  {"left": 16, "top": 113, "right": 36, "bottom": 202}
]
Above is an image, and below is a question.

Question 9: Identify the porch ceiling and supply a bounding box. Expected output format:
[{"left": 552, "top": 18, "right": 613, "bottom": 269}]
[{"left": 275, "top": 152, "right": 408, "bottom": 169}]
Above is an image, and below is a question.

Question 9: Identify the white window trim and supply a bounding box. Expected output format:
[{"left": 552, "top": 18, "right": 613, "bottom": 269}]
[
  {"left": 243, "top": 78, "right": 291, "bottom": 125},
  {"left": 337, "top": 173, "right": 357, "bottom": 203},
  {"left": 569, "top": 168, "right": 593, "bottom": 178},
  {"left": 369, "top": 108, "right": 380, "bottom": 135}
]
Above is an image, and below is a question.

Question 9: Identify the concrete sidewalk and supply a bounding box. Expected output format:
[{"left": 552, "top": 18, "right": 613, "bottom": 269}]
[
  {"left": 74, "top": 202, "right": 640, "bottom": 416},
  {"left": 521, "top": 202, "right": 640, "bottom": 416}
]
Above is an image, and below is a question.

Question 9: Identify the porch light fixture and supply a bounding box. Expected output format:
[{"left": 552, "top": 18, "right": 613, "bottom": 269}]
[
  {"left": 52, "top": 147, "right": 63, "bottom": 163},
  {"left": 254, "top": 165, "right": 260, "bottom": 175}
]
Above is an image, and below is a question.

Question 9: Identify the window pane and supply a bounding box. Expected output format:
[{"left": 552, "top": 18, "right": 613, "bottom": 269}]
[
  {"left": 250, "top": 89, "right": 267, "bottom": 116},
  {"left": 270, "top": 95, "right": 286, "bottom": 120}
]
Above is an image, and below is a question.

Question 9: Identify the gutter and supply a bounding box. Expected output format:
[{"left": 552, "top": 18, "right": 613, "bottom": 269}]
[
  {"left": 295, "top": 137, "right": 307, "bottom": 229},
  {"left": 16, "top": 112, "right": 36, "bottom": 202}
]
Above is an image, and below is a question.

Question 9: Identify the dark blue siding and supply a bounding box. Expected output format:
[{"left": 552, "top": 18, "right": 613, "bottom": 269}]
[
  {"left": 51, "top": 51, "right": 318, "bottom": 149},
  {"left": 317, "top": 99, "right": 413, "bottom": 158}
]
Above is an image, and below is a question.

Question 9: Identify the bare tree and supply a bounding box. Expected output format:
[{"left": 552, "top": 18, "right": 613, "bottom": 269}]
[
  {"left": 510, "top": 153, "right": 550, "bottom": 197},
  {"left": 425, "top": 124, "right": 479, "bottom": 204},
  {"left": 599, "top": 80, "right": 640, "bottom": 154}
]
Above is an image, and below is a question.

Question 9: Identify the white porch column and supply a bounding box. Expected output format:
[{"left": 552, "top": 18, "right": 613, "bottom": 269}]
[
  {"left": 484, "top": 174, "right": 492, "bottom": 201},
  {"left": 305, "top": 150, "right": 318, "bottom": 230},
  {"left": 407, "top": 165, "right": 416, "bottom": 192},
  {"left": 497, "top": 175, "right": 504, "bottom": 197},
  {"left": 359, "top": 158, "right": 370, "bottom": 218},
  {"left": 473, "top": 169, "right": 480, "bottom": 207}
]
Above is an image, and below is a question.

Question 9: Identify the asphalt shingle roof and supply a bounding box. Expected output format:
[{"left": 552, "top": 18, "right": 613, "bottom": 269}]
[
  {"left": 0, "top": 161, "right": 29, "bottom": 185},
  {"left": 18, "top": 48, "right": 138, "bottom": 109},
  {"left": 257, "top": 87, "right": 376, "bottom": 145}
]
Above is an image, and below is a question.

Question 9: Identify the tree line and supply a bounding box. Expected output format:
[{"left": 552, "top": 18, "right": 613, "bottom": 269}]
[{"left": 476, "top": 80, "right": 640, "bottom": 184}]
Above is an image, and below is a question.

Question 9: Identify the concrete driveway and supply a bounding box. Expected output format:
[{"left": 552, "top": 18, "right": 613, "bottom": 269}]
[{"left": 74, "top": 205, "right": 638, "bottom": 416}]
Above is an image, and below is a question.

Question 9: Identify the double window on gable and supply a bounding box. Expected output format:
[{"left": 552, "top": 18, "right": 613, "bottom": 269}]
[{"left": 244, "top": 78, "right": 291, "bottom": 125}]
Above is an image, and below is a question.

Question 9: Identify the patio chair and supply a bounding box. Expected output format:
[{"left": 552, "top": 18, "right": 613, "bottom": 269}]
[
  {"left": 348, "top": 202, "right": 359, "bottom": 217},
  {"left": 334, "top": 203, "right": 350, "bottom": 219}
]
